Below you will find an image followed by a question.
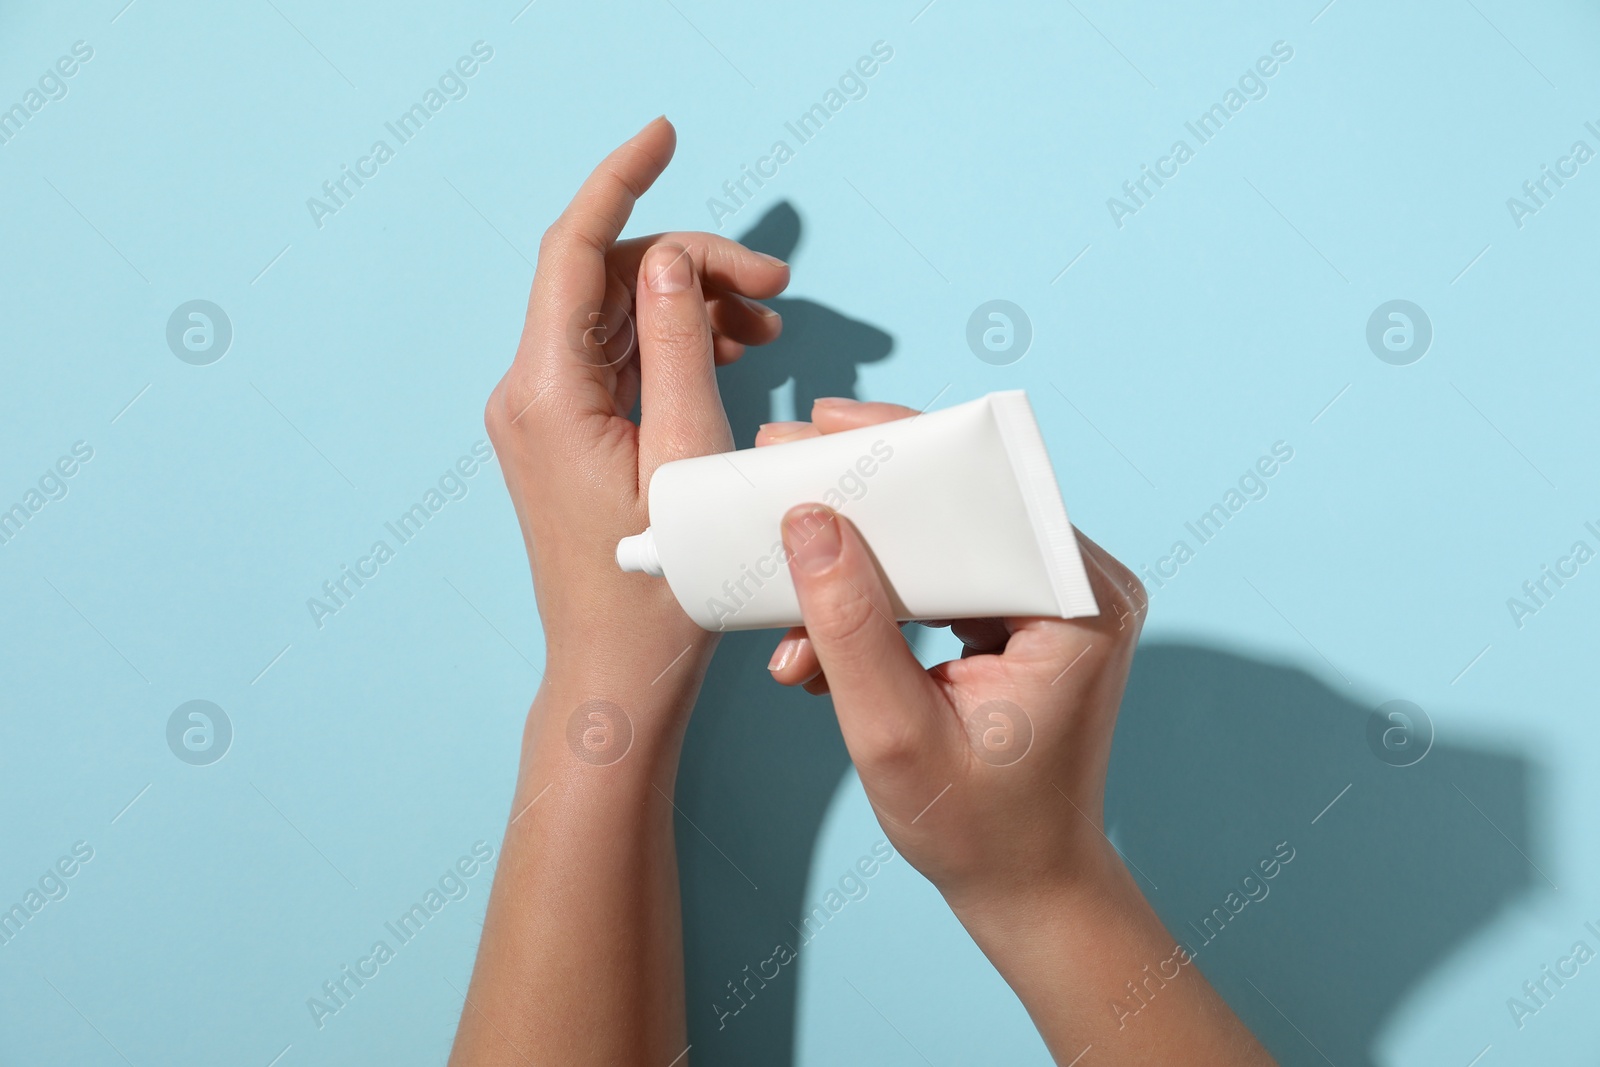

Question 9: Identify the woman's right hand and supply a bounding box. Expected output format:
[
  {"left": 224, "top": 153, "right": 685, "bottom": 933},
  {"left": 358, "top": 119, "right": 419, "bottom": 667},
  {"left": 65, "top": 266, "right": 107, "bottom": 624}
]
[
  {"left": 757, "top": 397, "right": 1275, "bottom": 1064},
  {"left": 757, "top": 397, "right": 1149, "bottom": 907}
]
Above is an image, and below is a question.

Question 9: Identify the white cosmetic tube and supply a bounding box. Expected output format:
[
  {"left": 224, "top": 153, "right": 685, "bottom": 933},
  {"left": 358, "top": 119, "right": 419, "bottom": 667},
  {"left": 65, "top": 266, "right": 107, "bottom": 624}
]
[{"left": 615, "top": 390, "right": 1099, "bottom": 631}]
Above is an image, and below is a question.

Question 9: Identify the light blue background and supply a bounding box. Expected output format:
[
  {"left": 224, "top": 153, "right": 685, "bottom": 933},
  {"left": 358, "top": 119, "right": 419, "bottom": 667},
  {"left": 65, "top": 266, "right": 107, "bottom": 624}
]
[{"left": 2, "top": 0, "right": 1598, "bottom": 1064}]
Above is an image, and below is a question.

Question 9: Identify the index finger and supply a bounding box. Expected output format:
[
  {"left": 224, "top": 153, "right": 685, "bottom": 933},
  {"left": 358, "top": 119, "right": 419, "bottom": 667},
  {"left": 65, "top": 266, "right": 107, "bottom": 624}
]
[
  {"left": 527, "top": 116, "right": 677, "bottom": 342},
  {"left": 810, "top": 398, "right": 922, "bottom": 433}
]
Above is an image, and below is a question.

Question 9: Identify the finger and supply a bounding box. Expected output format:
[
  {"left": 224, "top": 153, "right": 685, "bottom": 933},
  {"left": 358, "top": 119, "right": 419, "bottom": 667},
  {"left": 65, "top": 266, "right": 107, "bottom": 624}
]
[
  {"left": 705, "top": 287, "right": 782, "bottom": 347},
  {"left": 782, "top": 505, "right": 948, "bottom": 769},
  {"left": 575, "top": 267, "right": 637, "bottom": 373},
  {"left": 636, "top": 243, "right": 729, "bottom": 473},
  {"left": 612, "top": 232, "right": 790, "bottom": 300},
  {"left": 1074, "top": 527, "right": 1147, "bottom": 615},
  {"left": 767, "top": 627, "right": 822, "bottom": 686},
  {"left": 532, "top": 116, "right": 675, "bottom": 320},
  {"left": 774, "top": 618, "right": 918, "bottom": 686},
  {"left": 810, "top": 398, "right": 922, "bottom": 433},
  {"left": 712, "top": 335, "right": 745, "bottom": 366},
  {"left": 996, "top": 540, "right": 1144, "bottom": 673},
  {"left": 951, "top": 617, "right": 1010, "bottom": 654},
  {"left": 582, "top": 254, "right": 762, "bottom": 377},
  {"left": 613, "top": 358, "right": 640, "bottom": 419},
  {"left": 513, "top": 117, "right": 675, "bottom": 424},
  {"left": 755, "top": 422, "right": 820, "bottom": 447}
]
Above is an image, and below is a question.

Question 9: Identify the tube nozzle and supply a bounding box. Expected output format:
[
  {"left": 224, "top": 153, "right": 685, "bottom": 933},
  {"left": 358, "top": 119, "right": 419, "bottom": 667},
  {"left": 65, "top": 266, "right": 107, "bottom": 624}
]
[{"left": 615, "top": 529, "right": 663, "bottom": 576}]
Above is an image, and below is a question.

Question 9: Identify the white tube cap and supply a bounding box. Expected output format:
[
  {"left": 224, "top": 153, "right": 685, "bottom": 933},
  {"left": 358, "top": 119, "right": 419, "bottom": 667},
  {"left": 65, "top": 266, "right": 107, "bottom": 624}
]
[{"left": 615, "top": 529, "right": 664, "bottom": 576}]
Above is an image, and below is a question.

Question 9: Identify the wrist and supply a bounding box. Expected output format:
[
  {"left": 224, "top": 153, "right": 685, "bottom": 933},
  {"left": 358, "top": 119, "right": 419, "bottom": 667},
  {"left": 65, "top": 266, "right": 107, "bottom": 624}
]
[
  {"left": 940, "top": 840, "right": 1260, "bottom": 1061},
  {"left": 944, "top": 837, "right": 1137, "bottom": 951},
  {"left": 523, "top": 661, "right": 708, "bottom": 779},
  {"left": 540, "top": 622, "right": 718, "bottom": 706}
]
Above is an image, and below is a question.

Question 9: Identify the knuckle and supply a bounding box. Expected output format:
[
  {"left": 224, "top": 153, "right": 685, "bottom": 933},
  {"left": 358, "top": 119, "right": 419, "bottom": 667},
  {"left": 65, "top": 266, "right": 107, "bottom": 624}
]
[
  {"left": 855, "top": 722, "right": 922, "bottom": 772},
  {"left": 1120, "top": 569, "right": 1148, "bottom": 612},
  {"left": 483, "top": 387, "right": 503, "bottom": 439},
  {"left": 645, "top": 312, "right": 708, "bottom": 353},
  {"left": 486, "top": 371, "right": 539, "bottom": 435},
  {"left": 537, "top": 223, "right": 567, "bottom": 259},
  {"left": 645, "top": 424, "right": 721, "bottom": 465},
  {"left": 537, "top": 223, "right": 593, "bottom": 266},
  {"left": 551, "top": 212, "right": 609, "bottom": 255},
  {"left": 1090, "top": 553, "right": 1147, "bottom": 636},
  {"left": 810, "top": 581, "right": 880, "bottom": 648},
  {"left": 1106, "top": 589, "right": 1147, "bottom": 642},
  {"left": 606, "top": 160, "right": 650, "bottom": 202}
]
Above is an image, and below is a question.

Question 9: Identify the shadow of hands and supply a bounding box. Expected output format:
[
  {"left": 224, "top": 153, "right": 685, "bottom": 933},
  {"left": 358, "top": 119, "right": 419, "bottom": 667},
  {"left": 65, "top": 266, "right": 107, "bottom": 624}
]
[
  {"left": 1106, "top": 643, "right": 1536, "bottom": 1067},
  {"left": 677, "top": 201, "right": 894, "bottom": 1066},
  {"left": 718, "top": 202, "right": 893, "bottom": 447},
  {"left": 677, "top": 208, "right": 1532, "bottom": 1067}
]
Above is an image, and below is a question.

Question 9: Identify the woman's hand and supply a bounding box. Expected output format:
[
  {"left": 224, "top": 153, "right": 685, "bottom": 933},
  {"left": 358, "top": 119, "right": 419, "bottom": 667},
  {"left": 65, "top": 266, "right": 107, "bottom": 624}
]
[
  {"left": 759, "top": 398, "right": 1275, "bottom": 1065},
  {"left": 758, "top": 397, "right": 1145, "bottom": 906},
  {"left": 453, "top": 119, "right": 791, "bottom": 1067},
  {"left": 484, "top": 115, "right": 789, "bottom": 727}
]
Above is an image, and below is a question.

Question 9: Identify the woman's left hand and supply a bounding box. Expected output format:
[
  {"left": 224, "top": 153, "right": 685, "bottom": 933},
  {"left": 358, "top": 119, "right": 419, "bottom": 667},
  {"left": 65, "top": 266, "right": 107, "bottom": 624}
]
[{"left": 484, "top": 116, "right": 789, "bottom": 725}]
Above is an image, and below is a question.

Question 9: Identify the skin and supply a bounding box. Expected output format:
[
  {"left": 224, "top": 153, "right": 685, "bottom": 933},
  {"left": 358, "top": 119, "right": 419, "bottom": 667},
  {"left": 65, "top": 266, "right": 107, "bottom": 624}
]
[
  {"left": 451, "top": 118, "right": 1275, "bottom": 1066},
  {"left": 761, "top": 408, "right": 1276, "bottom": 1064}
]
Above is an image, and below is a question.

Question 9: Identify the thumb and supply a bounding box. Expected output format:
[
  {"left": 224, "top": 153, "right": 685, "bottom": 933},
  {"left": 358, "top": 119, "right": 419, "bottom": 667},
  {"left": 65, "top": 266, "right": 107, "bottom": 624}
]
[{"left": 781, "top": 506, "right": 945, "bottom": 768}]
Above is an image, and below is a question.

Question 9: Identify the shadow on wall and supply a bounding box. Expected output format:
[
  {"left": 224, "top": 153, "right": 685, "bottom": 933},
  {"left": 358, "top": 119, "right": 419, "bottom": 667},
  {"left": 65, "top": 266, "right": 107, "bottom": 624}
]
[
  {"left": 674, "top": 205, "right": 1537, "bottom": 1067},
  {"left": 676, "top": 201, "right": 891, "bottom": 1067},
  {"left": 714, "top": 201, "right": 893, "bottom": 449},
  {"left": 1105, "top": 644, "right": 1536, "bottom": 1067}
]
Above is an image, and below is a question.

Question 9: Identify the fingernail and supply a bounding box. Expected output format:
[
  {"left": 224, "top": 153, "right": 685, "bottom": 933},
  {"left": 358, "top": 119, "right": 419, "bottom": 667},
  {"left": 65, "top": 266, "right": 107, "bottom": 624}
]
[
  {"left": 756, "top": 252, "right": 788, "bottom": 268},
  {"left": 646, "top": 244, "right": 693, "bottom": 293},
  {"left": 783, "top": 506, "right": 841, "bottom": 574},
  {"left": 752, "top": 301, "right": 779, "bottom": 319},
  {"left": 813, "top": 397, "right": 853, "bottom": 408},
  {"left": 759, "top": 421, "right": 809, "bottom": 441},
  {"left": 768, "top": 637, "right": 800, "bottom": 672}
]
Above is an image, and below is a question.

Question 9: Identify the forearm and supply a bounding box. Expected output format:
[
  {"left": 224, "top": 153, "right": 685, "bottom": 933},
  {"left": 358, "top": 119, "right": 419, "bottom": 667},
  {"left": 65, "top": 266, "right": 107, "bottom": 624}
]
[
  {"left": 450, "top": 678, "right": 696, "bottom": 1066},
  {"left": 952, "top": 843, "right": 1275, "bottom": 1066}
]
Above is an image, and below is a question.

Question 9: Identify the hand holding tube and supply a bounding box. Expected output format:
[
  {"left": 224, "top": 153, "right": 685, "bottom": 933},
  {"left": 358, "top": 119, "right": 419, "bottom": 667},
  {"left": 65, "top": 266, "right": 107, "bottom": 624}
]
[
  {"left": 777, "top": 500, "right": 1146, "bottom": 905},
  {"left": 769, "top": 398, "right": 1275, "bottom": 1065}
]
